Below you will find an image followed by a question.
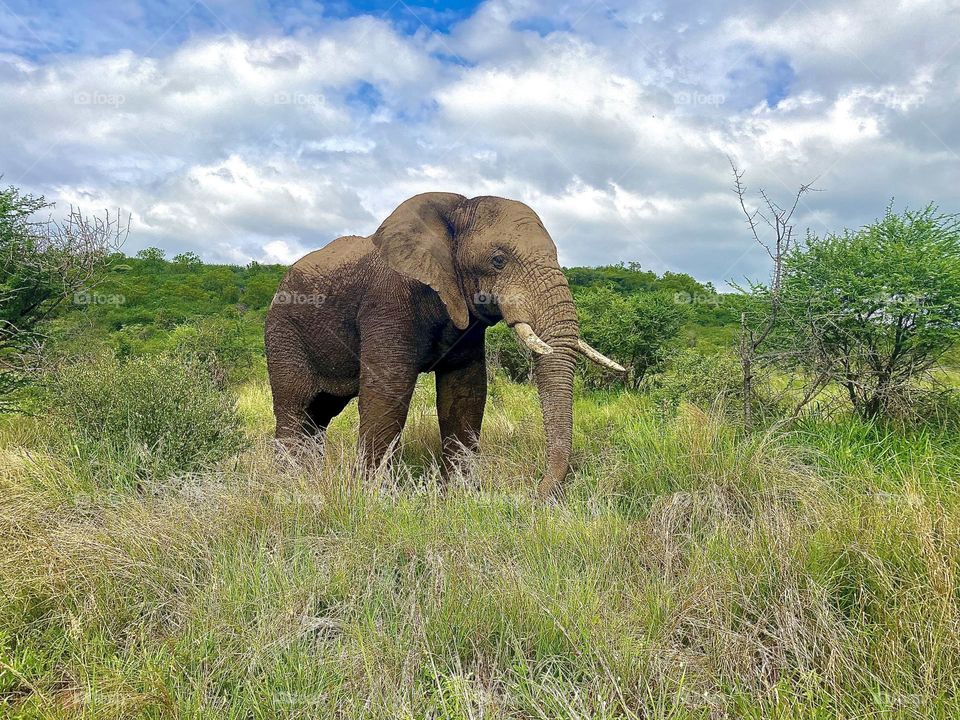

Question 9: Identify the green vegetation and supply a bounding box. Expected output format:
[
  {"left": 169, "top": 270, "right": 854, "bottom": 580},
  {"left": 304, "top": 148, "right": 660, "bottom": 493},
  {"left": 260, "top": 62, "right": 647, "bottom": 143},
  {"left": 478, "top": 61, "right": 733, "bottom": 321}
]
[
  {"left": 567, "top": 262, "right": 738, "bottom": 348},
  {"left": 1, "top": 186, "right": 120, "bottom": 409},
  {"left": 642, "top": 347, "right": 747, "bottom": 415},
  {"left": 45, "top": 252, "right": 284, "bottom": 384},
  {"left": 576, "top": 285, "right": 689, "bottom": 387},
  {"left": 49, "top": 354, "right": 245, "bottom": 488},
  {"left": 779, "top": 204, "right": 960, "bottom": 417},
  {"left": 3, "top": 379, "right": 960, "bottom": 717},
  {"left": 1, "top": 188, "right": 959, "bottom": 717}
]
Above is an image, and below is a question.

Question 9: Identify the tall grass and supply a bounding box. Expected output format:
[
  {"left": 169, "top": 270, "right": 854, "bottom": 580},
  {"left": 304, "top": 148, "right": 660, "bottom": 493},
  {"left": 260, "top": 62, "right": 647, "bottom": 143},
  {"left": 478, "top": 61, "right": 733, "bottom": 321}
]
[{"left": 1, "top": 377, "right": 959, "bottom": 718}]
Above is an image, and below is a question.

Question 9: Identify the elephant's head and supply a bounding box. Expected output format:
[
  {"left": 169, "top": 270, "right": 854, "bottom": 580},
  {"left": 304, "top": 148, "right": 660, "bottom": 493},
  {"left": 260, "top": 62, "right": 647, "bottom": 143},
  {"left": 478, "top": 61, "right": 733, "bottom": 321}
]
[{"left": 373, "top": 192, "right": 623, "bottom": 497}]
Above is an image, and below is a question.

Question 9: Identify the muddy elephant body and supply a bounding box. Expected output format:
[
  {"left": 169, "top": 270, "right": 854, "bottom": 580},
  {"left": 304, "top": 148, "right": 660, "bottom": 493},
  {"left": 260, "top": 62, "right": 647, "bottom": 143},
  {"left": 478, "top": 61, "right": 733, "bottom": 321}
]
[{"left": 265, "top": 193, "right": 621, "bottom": 496}]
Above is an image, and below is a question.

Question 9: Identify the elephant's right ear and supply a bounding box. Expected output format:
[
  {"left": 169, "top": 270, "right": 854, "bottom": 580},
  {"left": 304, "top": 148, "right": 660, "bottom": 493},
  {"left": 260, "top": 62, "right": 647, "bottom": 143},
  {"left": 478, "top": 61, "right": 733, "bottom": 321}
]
[{"left": 372, "top": 192, "right": 470, "bottom": 330}]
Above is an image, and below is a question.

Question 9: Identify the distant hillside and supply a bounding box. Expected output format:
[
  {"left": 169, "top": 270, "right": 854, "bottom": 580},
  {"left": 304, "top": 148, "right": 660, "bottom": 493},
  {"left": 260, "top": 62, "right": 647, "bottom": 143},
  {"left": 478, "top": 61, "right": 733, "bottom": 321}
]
[{"left": 47, "top": 251, "right": 741, "bottom": 370}]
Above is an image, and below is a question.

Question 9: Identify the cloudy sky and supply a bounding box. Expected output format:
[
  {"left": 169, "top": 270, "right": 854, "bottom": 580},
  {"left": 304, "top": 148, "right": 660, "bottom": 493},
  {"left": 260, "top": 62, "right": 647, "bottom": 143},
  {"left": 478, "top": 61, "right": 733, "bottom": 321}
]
[{"left": 1, "top": 0, "right": 958, "bottom": 286}]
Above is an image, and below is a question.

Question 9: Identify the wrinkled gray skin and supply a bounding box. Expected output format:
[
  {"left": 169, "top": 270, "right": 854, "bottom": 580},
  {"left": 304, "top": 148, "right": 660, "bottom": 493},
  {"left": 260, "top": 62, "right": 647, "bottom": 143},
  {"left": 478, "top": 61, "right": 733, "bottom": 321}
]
[{"left": 265, "top": 192, "right": 580, "bottom": 497}]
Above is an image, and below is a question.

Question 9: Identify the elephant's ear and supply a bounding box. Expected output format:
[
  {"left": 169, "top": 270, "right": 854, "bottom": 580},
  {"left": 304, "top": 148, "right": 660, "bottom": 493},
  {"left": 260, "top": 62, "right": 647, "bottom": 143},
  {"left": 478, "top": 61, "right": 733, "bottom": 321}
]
[{"left": 372, "top": 192, "right": 470, "bottom": 330}]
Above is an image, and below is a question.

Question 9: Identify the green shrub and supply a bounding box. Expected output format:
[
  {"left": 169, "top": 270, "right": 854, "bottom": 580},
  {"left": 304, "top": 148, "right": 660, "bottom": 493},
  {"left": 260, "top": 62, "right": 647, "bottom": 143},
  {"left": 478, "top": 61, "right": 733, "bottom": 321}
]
[
  {"left": 576, "top": 285, "right": 689, "bottom": 387},
  {"left": 168, "top": 316, "right": 256, "bottom": 385},
  {"left": 50, "top": 354, "right": 245, "bottom": 486},
  {"left": 643, "top": 348, "right": 745, "bottom": 413},
  {"left": 485, "top": 323, "right": 532, "bottom": 382},
  {"left": 779, "top": 204, "right": 960, "bottom": 418}
]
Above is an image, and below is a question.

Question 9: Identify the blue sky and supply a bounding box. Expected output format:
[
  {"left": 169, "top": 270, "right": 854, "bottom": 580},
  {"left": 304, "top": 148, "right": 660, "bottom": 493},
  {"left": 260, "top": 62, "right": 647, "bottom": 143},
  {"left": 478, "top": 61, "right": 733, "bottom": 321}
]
[
  {"left": 1, "top": 0, "right": 958, "bottom": 286},
  {"left": 0, "top": 0, "right": 484, "bottom": 57}
]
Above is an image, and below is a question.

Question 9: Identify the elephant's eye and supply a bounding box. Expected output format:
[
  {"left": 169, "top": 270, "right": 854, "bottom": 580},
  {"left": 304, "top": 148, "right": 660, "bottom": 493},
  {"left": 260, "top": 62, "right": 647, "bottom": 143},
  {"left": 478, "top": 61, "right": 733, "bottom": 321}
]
[{"left": 491, "top": 253, "right": 507, "bottom": 270}]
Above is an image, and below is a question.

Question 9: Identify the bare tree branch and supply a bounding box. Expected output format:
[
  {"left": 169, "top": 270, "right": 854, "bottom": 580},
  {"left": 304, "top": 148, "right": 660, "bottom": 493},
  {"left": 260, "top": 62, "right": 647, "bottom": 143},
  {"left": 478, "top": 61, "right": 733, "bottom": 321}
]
[{"left": 729, "top": 160, "right": 821, "bottom": 427}]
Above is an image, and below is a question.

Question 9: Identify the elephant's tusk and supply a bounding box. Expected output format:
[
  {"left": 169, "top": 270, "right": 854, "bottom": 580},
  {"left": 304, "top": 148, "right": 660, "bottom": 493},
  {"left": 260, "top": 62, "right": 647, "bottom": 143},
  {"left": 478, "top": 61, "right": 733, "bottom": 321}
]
[
  {"left": 576, "top": 339, "right": 626, "bottom": 372},
  {"left": 513, "top": 322, "right": 554, "bottom": 355}
]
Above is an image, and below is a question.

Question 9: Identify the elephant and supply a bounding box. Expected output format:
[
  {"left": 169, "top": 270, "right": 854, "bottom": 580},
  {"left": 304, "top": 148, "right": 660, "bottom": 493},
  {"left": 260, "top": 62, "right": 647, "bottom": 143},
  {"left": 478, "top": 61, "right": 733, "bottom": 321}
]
[{"left": 264, "top": 192, "right": 623, "bottom": 497}]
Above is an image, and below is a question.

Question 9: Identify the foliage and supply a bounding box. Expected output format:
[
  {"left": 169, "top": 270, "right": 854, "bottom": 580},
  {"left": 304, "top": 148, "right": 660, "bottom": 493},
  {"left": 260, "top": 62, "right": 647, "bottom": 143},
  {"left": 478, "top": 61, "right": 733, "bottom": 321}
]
[
  {"left": 0, "top": 185, "right": 123, "bottom": 411},
  {"left": 135, "top": 246, "right": 166, "bottom": 262},
  {"left": 575, "top": 284, "right": 689, "bottom": 387},
  {"left": 780, "top": 204, "right": 960, "bottom": 418},
  {"left": 168, "top": 315, "right": 258, "bottom": 385},
  {"left": 0, "top": 187, "right": 49, "bottom": 408},
  {"left": 46, "top": 253, "right": 286, "bottom": 372},
  {"left": 643, "top": 347, "right": 744, "bottom": 413},
  {"left": 49, "top": 354, "right": 245, "bottom": 486},
  {"left": 567, "top": 261, "right": 734, "bottom": 329},
  {"left": 242, "top": 269, "right": 284, "bottom": 309},
  {"left": 484, "top": 322, "right": 532, "bottom": 382},
  {"left": 566, "top": 261, "right": 703, "bottom": 295},
  {"left": 172, "top": 251, "right": 202, "bottom": 266}
]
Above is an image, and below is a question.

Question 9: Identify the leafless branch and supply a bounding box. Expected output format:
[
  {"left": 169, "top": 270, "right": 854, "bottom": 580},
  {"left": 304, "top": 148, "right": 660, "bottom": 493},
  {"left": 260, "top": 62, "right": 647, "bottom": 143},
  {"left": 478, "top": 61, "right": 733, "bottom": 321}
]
[{"left": 729, "top": 160, "right": 822, "bottom": 427}]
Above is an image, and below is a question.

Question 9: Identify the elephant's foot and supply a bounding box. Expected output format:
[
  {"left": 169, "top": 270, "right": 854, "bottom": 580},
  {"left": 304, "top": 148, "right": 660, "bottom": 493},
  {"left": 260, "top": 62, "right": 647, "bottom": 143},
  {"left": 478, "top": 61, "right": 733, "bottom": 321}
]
[
  {"left": 439, "top": 443, "right": 480, "bottom": 489},
  {"left": 536, "top": 474, "right": 567, "bottom": 501},
  {"left": 273, "top": 432, "right": 326, "bottom": 467}
]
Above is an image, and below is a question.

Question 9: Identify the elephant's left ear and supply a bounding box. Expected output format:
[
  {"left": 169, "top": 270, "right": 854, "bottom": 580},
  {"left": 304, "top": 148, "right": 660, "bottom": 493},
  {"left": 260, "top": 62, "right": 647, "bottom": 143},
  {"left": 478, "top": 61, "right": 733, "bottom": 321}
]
[{"left": 372, "top": 192, "right": 470, "bottom": 330}]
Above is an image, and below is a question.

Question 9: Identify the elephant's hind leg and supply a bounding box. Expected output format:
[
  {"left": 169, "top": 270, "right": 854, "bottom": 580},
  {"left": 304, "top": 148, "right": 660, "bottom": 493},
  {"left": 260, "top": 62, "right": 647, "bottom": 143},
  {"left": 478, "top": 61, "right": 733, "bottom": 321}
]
[
  {"left": 436, "top": 354, "right": 487, "bottom": 477},
  {"left": 271, "top": 380, "right": 316, "bottom": 452},
  {"left": 357, "top": 364, "right": 418, "bottom": 474}
]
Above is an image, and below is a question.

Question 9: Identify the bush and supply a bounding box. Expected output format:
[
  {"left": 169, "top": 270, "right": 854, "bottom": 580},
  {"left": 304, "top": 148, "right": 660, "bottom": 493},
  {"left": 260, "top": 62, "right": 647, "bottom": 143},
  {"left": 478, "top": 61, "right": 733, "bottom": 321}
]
[
  {"left": 576, "top": 285, "right": 689, "bottom": 387},
  {"left": 643, "top": 348, "right": 750, "bottom": 416},
  {"left": 780, "top": 204, "right": 960, "bottom": 418},
  {"left": 50, "top": 354, "right": 245, "bottom": 486},
  {"left": 168, "top": 316, "right": 256, "bottom": 385},
  {"left": 485, "top": 323, "right": 532, "bottom": 382}
]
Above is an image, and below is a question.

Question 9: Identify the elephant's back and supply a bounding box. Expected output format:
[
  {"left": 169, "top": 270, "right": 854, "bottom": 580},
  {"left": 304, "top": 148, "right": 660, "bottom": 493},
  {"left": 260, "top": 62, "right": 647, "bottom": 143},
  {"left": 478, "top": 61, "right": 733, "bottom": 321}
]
[
  {"left": 293, "top": 234, "right": 373, "bottom": 275},
  {"left": 275, "top": 234, "right": 374, "bottom": 297}
]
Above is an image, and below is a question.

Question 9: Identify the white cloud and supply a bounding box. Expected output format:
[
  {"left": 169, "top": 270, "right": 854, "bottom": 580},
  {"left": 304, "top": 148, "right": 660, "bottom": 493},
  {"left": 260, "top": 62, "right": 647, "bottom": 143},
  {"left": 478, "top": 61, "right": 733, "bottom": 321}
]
[
  {"left": 0, "top": 0, "right": 958, "bottom": 286},
  {"left": 263, "top": 239, "right": 308, "bottom": 265}
]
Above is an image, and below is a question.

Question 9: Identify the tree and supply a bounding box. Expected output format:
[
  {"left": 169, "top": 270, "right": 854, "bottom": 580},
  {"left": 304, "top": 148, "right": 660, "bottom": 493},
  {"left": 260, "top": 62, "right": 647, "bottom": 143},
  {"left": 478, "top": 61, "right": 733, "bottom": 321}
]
[
  {"left": 780, "top": 204, "right": 960, "bottom": 418},
  {"left": 136, "top": 247, "right": 166, "bottom": 263},
  {"left": 565, "top": 262, "right": 658, "bottom": 293},
  {"left": 730, "top": 161, "right": 819, "bottom": 426},
  {"left": 241, "top": 272, "right": 281, "bottom": 309},
  {"left": 576, "top": 285, "right": 689, "bottom": 387},
  {"left": 173, "top": 252, "right": 202, "bottom": 267},
  {"left": 0, "top": 184, "right": 126, "bottom": 410}
]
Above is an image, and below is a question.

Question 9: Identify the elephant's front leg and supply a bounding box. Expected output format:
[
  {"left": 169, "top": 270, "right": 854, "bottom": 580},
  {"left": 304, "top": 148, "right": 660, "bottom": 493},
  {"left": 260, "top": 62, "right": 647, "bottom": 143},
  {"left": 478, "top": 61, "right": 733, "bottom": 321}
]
[
  {"left": 357, "top": 360, "right": 419, "bottom": 474},
  {"left": 436, "top": 353, "right": 487, "bottom": 478}
]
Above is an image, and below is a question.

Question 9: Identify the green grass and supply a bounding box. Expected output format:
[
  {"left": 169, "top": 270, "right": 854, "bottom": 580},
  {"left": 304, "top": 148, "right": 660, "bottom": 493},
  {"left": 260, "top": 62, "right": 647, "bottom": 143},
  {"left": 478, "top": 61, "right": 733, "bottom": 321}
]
[{"left": 2, "top": 377, "right": 959, "bottom": 718}]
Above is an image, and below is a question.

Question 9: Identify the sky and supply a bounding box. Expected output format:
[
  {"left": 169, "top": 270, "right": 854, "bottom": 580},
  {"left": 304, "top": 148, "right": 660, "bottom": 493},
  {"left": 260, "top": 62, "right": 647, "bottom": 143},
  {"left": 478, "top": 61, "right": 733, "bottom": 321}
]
[{"left": 1, "top": 0, "right": 958, "bottom": 287}]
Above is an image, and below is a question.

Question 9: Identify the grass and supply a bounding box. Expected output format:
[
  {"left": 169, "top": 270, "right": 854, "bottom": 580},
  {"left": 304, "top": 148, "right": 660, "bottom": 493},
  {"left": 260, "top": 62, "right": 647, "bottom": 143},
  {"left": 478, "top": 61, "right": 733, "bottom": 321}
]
[{"left": 2, "top": 375, "right": 960, "bottom": 718}]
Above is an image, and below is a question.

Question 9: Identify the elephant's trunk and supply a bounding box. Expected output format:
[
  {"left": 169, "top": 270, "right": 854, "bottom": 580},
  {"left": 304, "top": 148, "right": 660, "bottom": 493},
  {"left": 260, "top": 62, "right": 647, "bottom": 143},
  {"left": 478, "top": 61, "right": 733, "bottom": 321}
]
[
  {"left": 532, "top": 338, "right": 577, "bottom": 498},
  {"left": 506, "top": 267, "right": 579, "bottom": 498}
]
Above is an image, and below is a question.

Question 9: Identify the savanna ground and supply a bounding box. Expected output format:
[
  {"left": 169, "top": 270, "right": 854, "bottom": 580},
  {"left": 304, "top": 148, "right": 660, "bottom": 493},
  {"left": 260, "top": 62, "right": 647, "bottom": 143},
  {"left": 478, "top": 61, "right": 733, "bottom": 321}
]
[{"left": 3, "top": 368, "right": 960, "bottom": 719}]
